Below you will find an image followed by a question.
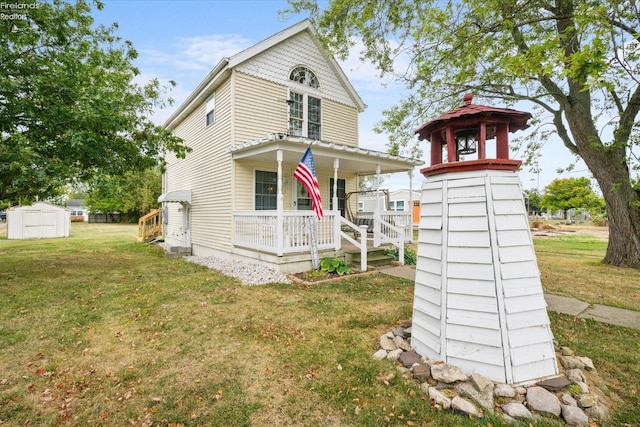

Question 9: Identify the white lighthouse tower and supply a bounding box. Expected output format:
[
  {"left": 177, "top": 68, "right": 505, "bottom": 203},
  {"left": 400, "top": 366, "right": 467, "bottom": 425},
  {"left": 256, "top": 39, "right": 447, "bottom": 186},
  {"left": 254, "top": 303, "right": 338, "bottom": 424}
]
[{"left": 411, "top": 94, "right": 558, "bottom": 384}]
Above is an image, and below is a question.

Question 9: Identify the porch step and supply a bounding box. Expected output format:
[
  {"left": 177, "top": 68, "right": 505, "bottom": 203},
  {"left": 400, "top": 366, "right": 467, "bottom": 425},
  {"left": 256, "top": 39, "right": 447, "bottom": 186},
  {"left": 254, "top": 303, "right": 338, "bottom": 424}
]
[{"left": 345, "top": 247, "right": 396, "bottom": 268}]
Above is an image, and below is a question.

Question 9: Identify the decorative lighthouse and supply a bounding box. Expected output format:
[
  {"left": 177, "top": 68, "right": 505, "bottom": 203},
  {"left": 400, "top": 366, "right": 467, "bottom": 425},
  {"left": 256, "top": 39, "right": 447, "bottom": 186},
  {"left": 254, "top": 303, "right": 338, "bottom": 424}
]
[{"left": 411, "top": 94, "right": 558, "bottom": 384}]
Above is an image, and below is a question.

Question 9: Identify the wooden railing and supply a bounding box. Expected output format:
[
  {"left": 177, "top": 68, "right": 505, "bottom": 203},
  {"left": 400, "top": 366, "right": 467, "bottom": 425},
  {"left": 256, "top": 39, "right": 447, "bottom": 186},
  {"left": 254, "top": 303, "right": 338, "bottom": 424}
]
[{"left": 137, "top": 209, "right": 162, "bottom": 242}]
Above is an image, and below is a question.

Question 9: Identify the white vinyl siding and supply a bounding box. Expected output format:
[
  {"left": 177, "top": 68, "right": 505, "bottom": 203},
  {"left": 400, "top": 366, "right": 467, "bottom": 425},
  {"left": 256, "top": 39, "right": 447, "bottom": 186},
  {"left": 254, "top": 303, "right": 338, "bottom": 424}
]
[
  {"left": 321, "top": 98, "right": 358, "bottom": 145},
  {"left": 164, "top": 78, "right": 233, "bottom": 252},
  {"left": 234, "top": 72, "right": 288, "bottom": 143},
  {"left": 236, "top": 50, "right": 358, "bottom": 146},
  {"left": 235, "top": 31, "right": 361, "bottom": 110},
  {"left": 412, "top": 170, "right": 556, "bottom": 384}
]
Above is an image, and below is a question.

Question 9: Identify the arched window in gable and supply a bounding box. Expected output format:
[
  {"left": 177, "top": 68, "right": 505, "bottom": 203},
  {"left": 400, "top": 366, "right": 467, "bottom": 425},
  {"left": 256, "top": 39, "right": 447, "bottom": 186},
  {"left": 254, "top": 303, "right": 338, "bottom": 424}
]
[{"left": 289, "top": 66, "right": 319, "bottom": 88}]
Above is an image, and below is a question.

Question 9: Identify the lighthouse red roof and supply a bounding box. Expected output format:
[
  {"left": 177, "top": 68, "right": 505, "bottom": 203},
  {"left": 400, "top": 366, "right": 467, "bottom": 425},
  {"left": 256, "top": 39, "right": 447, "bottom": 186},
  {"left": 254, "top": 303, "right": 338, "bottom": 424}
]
[{"left": 415, "top": 93, "right": 532, "bottom": 141}]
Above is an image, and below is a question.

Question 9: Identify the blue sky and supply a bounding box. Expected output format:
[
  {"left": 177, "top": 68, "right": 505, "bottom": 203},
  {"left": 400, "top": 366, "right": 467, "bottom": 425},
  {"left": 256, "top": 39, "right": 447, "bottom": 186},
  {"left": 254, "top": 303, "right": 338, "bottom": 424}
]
[{"left": 93, "top": 0, "right": 586, "bottom": 192}]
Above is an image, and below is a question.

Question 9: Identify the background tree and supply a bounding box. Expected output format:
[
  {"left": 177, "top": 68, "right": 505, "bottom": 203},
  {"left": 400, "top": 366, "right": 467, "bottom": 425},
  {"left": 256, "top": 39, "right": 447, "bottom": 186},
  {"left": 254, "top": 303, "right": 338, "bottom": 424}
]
[
  {"left": 0, "top": 0, "right": 189, "bottom": 204},
  {"left": 524, "top": 189, "right": 542, "bottom": 215},
  {"left": 286, "top": 0, "right": 640, "bottom": 267},
  {"left": 85, "top": 167, "right": 161, "bottom": 221},
  {"left": 540, "top": 177, "right": 605, "bottom": 220},
  {"left": 358, "top": 174, "right": 389, "bottom": 191}
]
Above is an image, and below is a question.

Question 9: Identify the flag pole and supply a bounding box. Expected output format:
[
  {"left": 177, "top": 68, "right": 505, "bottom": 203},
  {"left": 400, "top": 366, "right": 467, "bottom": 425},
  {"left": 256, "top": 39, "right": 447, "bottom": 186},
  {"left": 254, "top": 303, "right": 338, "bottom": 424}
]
[
  {"left": 309, "top": 216, "right": 319, "bottom": 269},
  {"left": 293, "top": 143, "right": 323, "bottom": 271}
]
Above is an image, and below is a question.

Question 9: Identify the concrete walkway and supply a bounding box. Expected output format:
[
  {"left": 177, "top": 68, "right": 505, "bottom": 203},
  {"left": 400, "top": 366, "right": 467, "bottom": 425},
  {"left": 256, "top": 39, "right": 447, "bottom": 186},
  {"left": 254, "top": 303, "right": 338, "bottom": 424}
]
[{"left": 380, "top": 265, "right": 640, "bottom": 330}]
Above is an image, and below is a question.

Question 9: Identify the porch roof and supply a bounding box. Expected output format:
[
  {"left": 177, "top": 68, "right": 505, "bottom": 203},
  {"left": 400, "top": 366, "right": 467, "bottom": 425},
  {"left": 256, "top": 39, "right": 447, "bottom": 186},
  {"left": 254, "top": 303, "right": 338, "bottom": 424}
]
[{"left": 227, "top": 134, "right": 424, "bottom": 175}]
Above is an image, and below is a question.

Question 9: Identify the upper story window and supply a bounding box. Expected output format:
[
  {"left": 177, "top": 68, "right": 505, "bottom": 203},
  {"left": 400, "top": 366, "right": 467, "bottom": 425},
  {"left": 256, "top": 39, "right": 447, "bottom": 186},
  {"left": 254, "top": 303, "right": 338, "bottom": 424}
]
[
  {"left": 205, "top": 95, "right": 215, "bottom": 126},
  {"left": 289, "top": 66, "right": 319, "bottom": 88},
  {"left": 288, "top": 66, "right": 321, "bottom": 139},
  {"left": 289, "top": 91, "right": 321, "bottom": 140}
]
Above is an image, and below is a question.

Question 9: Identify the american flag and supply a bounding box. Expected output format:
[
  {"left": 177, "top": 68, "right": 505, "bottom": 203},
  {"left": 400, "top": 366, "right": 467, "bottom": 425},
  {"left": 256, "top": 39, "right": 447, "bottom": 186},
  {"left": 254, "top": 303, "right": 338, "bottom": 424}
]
[{"left": 293, "top": 147, "right": 323, "bottom": 220}]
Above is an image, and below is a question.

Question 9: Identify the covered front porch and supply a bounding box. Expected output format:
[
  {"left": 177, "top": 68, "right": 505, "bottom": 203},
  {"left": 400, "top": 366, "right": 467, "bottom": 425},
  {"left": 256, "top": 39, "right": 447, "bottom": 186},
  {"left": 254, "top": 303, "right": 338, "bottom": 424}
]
[{"left": 227, "top": 134, "right": 423, "bottom": 271}]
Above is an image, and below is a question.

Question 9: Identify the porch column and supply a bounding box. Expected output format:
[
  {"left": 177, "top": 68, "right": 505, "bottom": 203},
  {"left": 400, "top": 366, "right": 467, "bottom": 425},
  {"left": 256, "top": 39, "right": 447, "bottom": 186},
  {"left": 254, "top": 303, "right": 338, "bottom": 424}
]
[
  {"left": 276, "top": 149, "right": 284, "bottom": 256},
  {"left": 333, "top": 158, "right": 340, "bottom": 251},
  {"left": 374, "top": 164, "right": 381, "bottom": 248}
]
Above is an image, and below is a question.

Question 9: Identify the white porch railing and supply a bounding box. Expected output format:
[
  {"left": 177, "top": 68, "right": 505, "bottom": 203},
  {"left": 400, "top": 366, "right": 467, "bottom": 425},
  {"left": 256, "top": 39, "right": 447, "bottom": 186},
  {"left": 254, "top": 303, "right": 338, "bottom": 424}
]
[
  {"left": 357, "top": 211, "right": 412, "bottom": 242},
  {"left": 232, "top": 210, "right": 408, "bottom": 271},
  {"left": 233, "top": 211, "right": 337, "bottom": 256},
  {"left": 338, "top": 217, "right": 368, "bottom": 272}
]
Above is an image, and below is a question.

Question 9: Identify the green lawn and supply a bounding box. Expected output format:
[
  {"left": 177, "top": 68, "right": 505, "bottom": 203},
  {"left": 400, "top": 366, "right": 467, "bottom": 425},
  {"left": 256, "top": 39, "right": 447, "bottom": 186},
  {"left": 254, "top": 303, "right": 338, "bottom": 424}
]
[
  {"left": 534, "top": 233, "right": 640, "bottom": 311},
  {"left": 0, "top": 223, "right": 638, "bottom": 426}
]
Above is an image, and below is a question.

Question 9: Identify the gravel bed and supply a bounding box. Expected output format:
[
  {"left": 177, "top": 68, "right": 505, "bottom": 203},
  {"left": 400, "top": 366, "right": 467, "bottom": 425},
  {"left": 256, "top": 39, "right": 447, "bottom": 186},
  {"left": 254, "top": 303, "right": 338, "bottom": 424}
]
[{"left": 184, "top": 255, "right": 292, "bottom": 285}]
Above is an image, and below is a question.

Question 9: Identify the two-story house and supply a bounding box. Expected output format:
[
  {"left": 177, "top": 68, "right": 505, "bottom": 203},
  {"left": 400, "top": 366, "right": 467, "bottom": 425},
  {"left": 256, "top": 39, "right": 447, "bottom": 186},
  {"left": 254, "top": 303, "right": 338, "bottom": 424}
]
[{"left": 159, "top": 19, "right": 423, "bottom": 273}]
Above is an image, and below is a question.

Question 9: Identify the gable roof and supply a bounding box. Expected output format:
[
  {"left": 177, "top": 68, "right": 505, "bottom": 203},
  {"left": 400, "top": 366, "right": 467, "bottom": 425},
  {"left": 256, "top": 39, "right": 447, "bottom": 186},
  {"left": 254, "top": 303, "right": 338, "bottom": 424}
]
[{"left": 164, "top": 19, "right": 366, "bottom": 130}]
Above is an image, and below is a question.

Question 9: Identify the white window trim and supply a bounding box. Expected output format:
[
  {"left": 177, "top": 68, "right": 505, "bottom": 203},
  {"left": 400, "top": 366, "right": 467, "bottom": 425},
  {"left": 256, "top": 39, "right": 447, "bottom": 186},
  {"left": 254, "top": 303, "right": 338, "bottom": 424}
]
[
  {"left": 290, "top": 66, "right": 320, "bottom": 89},
  {"left": 205, "top": 94, "right": 215, "bottom": 126},
  {"left": 288, "top": 89, "right": 322, "bottom": 140},
  {"left": 253, "top": 168, "right": 278, "bottom": 210}
]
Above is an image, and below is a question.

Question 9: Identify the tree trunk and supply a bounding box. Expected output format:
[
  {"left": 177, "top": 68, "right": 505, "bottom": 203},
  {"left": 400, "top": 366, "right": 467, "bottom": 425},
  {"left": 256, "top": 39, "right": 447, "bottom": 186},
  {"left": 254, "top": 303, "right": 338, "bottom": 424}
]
[
  {"left": 578, "top": 145, "right": 640, "bottom": 268},
  {"left": 560, "top": 84, "right": 640, "bottom": 268}
]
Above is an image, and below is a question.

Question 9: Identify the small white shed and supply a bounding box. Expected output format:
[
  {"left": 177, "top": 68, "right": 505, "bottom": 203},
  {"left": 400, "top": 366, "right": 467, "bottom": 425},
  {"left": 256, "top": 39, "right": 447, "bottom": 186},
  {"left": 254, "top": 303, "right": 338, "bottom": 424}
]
[{"left": 7, "top": 202, "right": 71, "bottom": 239}]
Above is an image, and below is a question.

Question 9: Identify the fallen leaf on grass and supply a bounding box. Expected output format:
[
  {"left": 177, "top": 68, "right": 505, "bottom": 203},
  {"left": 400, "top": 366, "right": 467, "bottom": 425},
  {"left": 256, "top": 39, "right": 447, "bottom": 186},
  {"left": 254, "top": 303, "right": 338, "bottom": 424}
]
[
  {"left": 42, "top": 388, "right": 53, "bottom": 403},
  {"left": 377, "top": 372, "right": 394, "bottom": 385}
]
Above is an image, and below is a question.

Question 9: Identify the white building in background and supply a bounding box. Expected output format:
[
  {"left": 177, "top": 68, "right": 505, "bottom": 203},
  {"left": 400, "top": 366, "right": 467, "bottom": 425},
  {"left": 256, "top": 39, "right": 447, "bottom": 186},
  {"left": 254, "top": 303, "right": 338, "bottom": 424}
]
[{"left": 358, "top": 189, "right": 421, "bottom": 225}]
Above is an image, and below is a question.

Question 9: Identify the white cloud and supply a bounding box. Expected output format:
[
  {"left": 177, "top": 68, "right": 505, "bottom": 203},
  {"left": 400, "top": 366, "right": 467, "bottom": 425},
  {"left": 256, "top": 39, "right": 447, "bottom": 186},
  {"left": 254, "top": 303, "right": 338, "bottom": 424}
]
[
  {"left": 337, "top": 40, "right": 410, "bottom": 93},
  {"left": 136, "top": 34, "right": 255, "bottom": 88}
]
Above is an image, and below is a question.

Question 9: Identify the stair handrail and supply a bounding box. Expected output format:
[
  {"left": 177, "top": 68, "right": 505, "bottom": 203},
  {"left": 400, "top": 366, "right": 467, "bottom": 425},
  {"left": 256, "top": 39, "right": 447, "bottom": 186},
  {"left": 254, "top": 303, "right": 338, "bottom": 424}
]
[
  {"left": 373, "top": 217, "right": 404, "bottom": 265},
  {"left": 137, "top": 208, "right": 162, "bottom": 241},
  {"left": 338, "top": 217, "right": 368, "bottom": 272}
]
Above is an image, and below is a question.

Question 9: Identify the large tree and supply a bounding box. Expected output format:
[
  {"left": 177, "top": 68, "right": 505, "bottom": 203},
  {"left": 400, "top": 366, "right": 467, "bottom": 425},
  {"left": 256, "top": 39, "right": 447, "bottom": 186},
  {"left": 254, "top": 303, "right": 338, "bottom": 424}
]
[
  {"left": 287, "top": 0, "right": 640, "bottom": 267},
  {"left": 0, "top": 0, "right": 188, "bottom": 203}
]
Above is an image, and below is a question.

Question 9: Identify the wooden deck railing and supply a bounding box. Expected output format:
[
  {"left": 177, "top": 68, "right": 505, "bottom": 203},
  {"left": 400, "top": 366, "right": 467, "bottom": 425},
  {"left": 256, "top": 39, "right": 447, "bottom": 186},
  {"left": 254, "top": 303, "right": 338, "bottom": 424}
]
[{"left": 137, "top": 209, "right": 162, "bottom": 242}]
